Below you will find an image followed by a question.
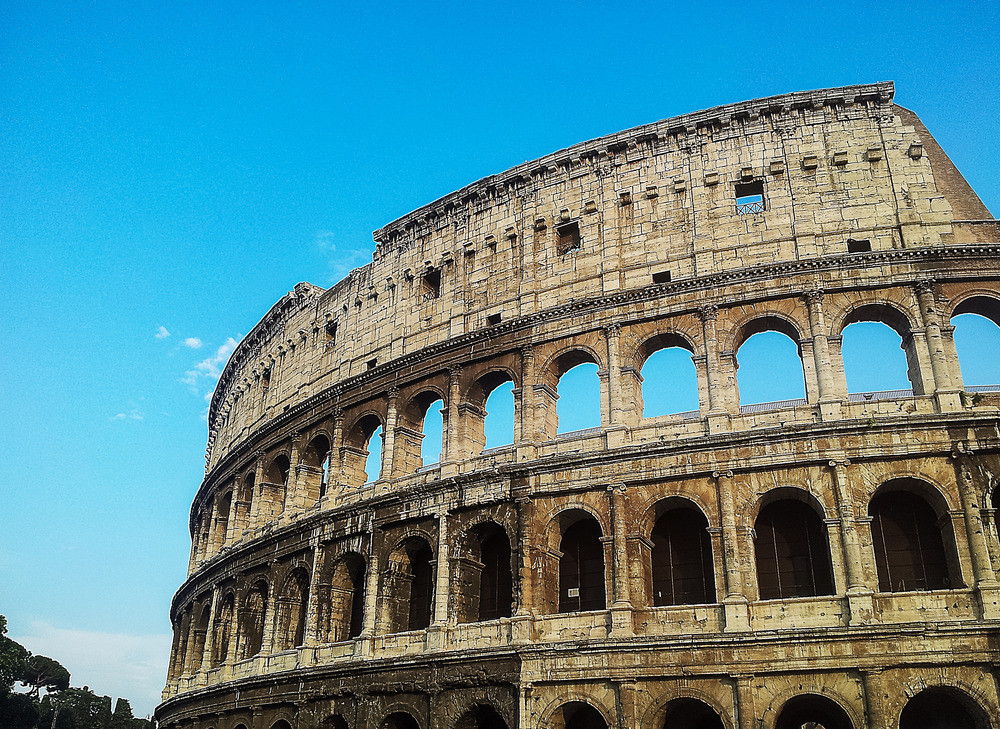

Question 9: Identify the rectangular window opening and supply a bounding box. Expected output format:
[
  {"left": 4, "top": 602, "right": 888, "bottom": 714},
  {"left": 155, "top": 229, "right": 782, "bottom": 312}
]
[
  {"left": 847, "top": 238, "right": 872, "bottom": 253},
  {"left": 556, "top": 221, "right": 581, "bottom": 255},
  {"left": 366, "top": 358, "right": 377, "bottom": 371},
  {"left": 652, "top": 270, "right": 672, "bottom": 284},
  {"left": 486, "top": 313, "right": 502, "bottom": 326},
  {"left": 421, "top": 268, "right": 442, "bottom": 300},
  {"left": 325, "top": 321, "right": 337, "bottom": 344},
  {"left": 735, "top": 180, "right": 765, "bottom": 215}
]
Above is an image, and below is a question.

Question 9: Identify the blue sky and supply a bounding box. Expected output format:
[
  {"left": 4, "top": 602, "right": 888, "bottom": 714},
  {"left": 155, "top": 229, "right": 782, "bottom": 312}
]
[{"left": 2, "top": 0, "right": 999, "bottom": 717}]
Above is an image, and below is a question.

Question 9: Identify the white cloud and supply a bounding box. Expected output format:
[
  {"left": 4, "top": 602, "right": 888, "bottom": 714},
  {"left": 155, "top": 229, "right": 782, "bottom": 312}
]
[
  {"left": 314, "top": 229, "right": 335, "bottom": 250},
  {"left": 155, "top": 326, "right": 171, "bottom": 339},
  {"left": 181, "top": 337, "right": 239, "bottom": 396},
  {"left": 183, "top": 337, "right": 203, "bottom": 349},
  {"left": 112, "top": 408, "right": 144, "bottom": 421},
  {"left": 12, "top": 621, "right": 171, "bottom": 718}
]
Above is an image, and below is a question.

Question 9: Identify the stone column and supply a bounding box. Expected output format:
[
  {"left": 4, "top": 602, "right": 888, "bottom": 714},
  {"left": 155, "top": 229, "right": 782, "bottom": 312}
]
[
  {"left": 328, "top": 407, "right": 344, "bottom": 500},
  {"left": 605, "top": 325, "right": 624, "bottom": 426},
  {"left": 608, "top": 484, "right": 633, "bottom": 636},
  {"left": 829, "top": 460, "right": 875, "bottom": 624},
  {"left": 248, "top": 452, "right": 267, "bottom": 525},
  {"left": 362, "top": 530, "right": 381, "bottom": 638},
  {"left": 733, "top": 675, "right": 756, "bottom": 729},
  {"left": 516, "top": 346, "right": 535, "bottom": 444},
  {"left": 616, "top": 680, "right": 637, "bottom": 729},
  {"left": 715, "top": 470, "right": 749, "bottom": 630},
  {"left": 804, "top": 290, "right": 845, "bottom": 418},
  {"left": 199, "top": 589, "right": 220, "bottom": 672},
  {"left": 304, "top": 541, "right": 324, "bottom": 645},
  {"left": 861, "top": 669, "right": 888, "bottom": 729},
  {"left": 916, "top": 280, "right": 962, "bottom": 410},
  {"left": 433, "top": 511, "right": 451, "bottom": 625},
  {"left": 443, "top": 366, "right": 462, "bottom": 462},
  {"left": 380, "top": 388, "right": 399, "bottom": 480},
  {"left": 512, "top": 497, "right": 536, "bottom": 643},
  {"left": 952, "top": 451, "right": 1000, "bottom": 618},
  {"left": 983, "top": 506, "right": 1000, "bottom": 576},
  {"left": 259, "top": 581, "right": 281, "bottom": 655},
  {"left": 698, "top": 305, "right": 734, "bottom": 432},
  {"left": 284, "top": 431, "right": 303, "bottom": 513}
]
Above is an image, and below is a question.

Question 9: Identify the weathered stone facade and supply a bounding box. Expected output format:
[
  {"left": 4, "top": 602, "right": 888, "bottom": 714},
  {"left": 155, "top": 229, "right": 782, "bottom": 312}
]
[{"left": 155, "top": 83, "right": 1000, "bottom": 729}]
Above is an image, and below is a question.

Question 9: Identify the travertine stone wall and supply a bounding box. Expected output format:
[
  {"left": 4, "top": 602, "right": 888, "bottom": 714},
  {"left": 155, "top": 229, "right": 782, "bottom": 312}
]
[{"left": 157, "top": 84, "right": 1000, "bottom": 729}]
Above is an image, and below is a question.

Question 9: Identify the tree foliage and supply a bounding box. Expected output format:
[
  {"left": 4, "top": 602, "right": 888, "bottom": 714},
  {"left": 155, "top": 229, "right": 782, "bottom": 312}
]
[
  {"left": 20, "top": 655, "right": 71, "bottom": 698},
  {"left": 0, "top": 616, "right": 30, "bottom": 698}
]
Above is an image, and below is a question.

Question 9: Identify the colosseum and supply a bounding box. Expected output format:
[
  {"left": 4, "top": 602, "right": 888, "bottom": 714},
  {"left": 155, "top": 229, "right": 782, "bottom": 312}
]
[{"left": 155, "top": 82, "right": 1000, "bottom": 729}]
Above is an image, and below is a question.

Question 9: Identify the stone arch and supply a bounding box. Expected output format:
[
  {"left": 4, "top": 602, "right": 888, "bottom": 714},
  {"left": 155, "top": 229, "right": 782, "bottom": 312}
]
[
  {"left": 838, "top": 301, "right": 926, "bottom": 394},
  {"left": 899, "top": 684, "right": 994, "bottom": 729},
  {"left": 321, "top": 550, "right": 366, "bottom": 642},
  {"left": 274, "top": 565, "right": 310, "bottom": 650},
  {"left": 646, "top": 497, "right": 717, "bottom": 606},
  {"left": 237, "top": 579, "right": 268, "bottom": 659},
  {"left": 772, "top": 693, "right": 855, "bottom": 729},
  {"left": 951, "top": 292, "right": 1000, "bottom": 328},
  {"left": 301, "top": 433, "right": 332, "bottom": 503},
  {"left": 542, "top": 700, "right": 612, "bottom": 729},
  {"left": 397, "top": 388, "right": 446, "bottom": 471},
  {"left": 461, "top": 368, "right": 518, "bottom": 455},
  {"left": 454, "top": 703, "right": 510, "bottom": 729},
  {"left": 453, "top": 520, "right": 514, "bottom": 623},
  {"left": 211, "top": 489, "right": 234, "bottom": 554},
  {"left": 211, "top": 590, "right": 236, "bottom": 666},
  {"left": 188, "top": 601, "right": 211, "bottom": 672},
  {"left": 950, "top": 293, "right": 1000, "bottom": 388},
  {"left": 868, "top": 477, "right": 964, "bottom": 592},
  {"left": 235, "top": 471, "right": 255, "bottom": 535},
  {"left": 380, "top": 712, "right": 421, "bottom": 729},
  {"left": 551, "top": 348, "right": 603, "bottom": 435},
  {"left": 343, "top": 411, "right": 384, "bottom": 486},
  {"left": 551, "top": 509, "right": 607, "bottom": 613},
  {"left": 636, "top": 332, "right": 700, "bottom": 418},
  {"left": 641, "top": 689, "right": 733, "bottom": 729},
  {"left": 752, "top": 488, "right": 834, "bottom": 600},
  {"left": 260, "top": 453, "right": 291, "bottom": 519},
  {"left": 731, "top": 314, "right": 807, "bottom": 406},
  {"left": 381, "top": 535, "right": 436, "bottom": 633},
  {"left": 318, "top": 715, "right": 350, "bottom": 729}
]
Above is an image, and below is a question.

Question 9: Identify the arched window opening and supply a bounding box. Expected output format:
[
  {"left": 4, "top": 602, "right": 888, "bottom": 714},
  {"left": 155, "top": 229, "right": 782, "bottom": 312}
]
[
  {"left": 660, "top": 698, "right": 725, "bottom": 729},
  {"left": 555, "top": 702, "right": 609, "bottom": 729},
  {"left": 993, "top": 488, "right": 1000, "bottom": 546},
  {"left": 319, "top": 716, "right": 350, "bottom": 729},
  {"left": 559, "top": 517, "right": 606, "bottom": 613},
  {"left": 484, "top": 380, "right": 515, "bottom": 449},
  {"left": 420, "top": 398, "right": 445, "bottom": 465},
  {"left": 774, "top": 695, "right": 854, "bottom": 729},
  {"left": 237, "top": 473, "right": 255, "bottom": 533},
  {"left": 211, "top": 593, "right": 235, "bottom": 666},
  {"left": 381, "top": 713, "right": 420, "bottom": 729},
  {"left": 384, "top": 537, "right": 435, "bottom": 633},
  {"left": 271, "top": 721, "right": 293, "bottom": 729},
  {"left": 899, "top": 687, "right": 990, "bottom": 729},
  {"left": 238, "top": 581, "right": 268, "bottom": 659},
  {"left": 841, "top": 304, "right": 921, "bottom": 395},
  {"left": 455, "top": 705, "right": 510, "bottom": 729},
  {"left": 640, "top": 337, "right": 699, "bottom": 417},
  {"left": 556, "top": 356, "right": 601, "bottom": 434},
  {"left": 189, "top": 604, "right": 210, "bottom": 671},
  {"left": 841, "top": 321, "right": 911, "bottom": 393},
  {"left": 342, "top": 413, "right": 383, "bottom": 486},
  {"left": 213, "top": 491, "right": 232, "bottom": 553},
  {"left": 456, "top": 522, "right": 513, "bottom": 623},
  {"left": 262, "top": 454, "right": 291, "bottom": 519},
  {"left": 650, "top": 506, "right": 715, "bottom": 606},
  {"left": 276, "top": 567, "right": 310, "bottom": 650},
  {"left": 302, "top": 434, "right": 331, "bottom": 502},
  {"left": 735, "top": 318, "right": 805, "bottom": 405},
  {"left": 869, "top": 488, "right": 953, "bottom": 592},
  {"left": 951, "top": 297, "right": 1000, "bottom": 387},
  {"left": 754, "top": 498, "right": 833, "bottom": 600},
  {"left": 265, "top": 455, "right": 290, "bottom": 486},
  {"left": 325, "top": 553, "right": 366, "bottom": 642}
]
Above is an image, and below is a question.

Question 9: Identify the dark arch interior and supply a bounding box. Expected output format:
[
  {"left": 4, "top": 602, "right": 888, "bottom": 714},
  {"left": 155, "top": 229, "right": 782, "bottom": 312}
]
[
  {"left": 559, "top": 518, "right": 606, "bottom": 613},
  {"left": 382, "top": 713, "right": 420, "bottom": 729},
  {"left": 869, "top": 489, "right": 952, "bottom": 592},
  {"left": 952, "top": 295, "right": 1000, "bottom": 328},
  {"left": 651, "top": 507, "right": 715, "bottom": 606},
  {"left": 660, "top": 698, "right": 725, "bottom": 729},
  {"left": 774, "top": 694, "right": 853, "bottom": 729},
  {"left": 328, "top": 552, "right": 366, "bottom": 641},
  {"left": 304, "top": 434, "right": 331, "bottom": 467},
  {"left": 406, "top": 540, "right": 434, "bottom": 631},
  {"left": 736, "top": 315, "right": 802, "bottom": 352},
  {"left": 842, "top": 303, "right": 911, "bottom": 336},
  {"left": 320, "top": 716, "right": 350, "bottom": 729},
  {"left": 477, "top": 524, "right": 513, "bottom": 621},
  {"left": 455, "top": 705, "right": 509, "bottom": 729},
  {"left": 642, "top": 332, "right": 694, "bottom": 360},
  {"left": 899, "top": 688, "right": 988, "bottom": 729},
  {"left": 754, "top": 499, "right": 833, "bottom": 600},
  {"left": 554, "top": 349, "right": 599, "bottom": 378},
  {"left": 477, "top": 370, "right": 515, "bottom": 402},
  {"left": 266, "top": 454, "right": 290, "bottom": 484},
  {"left": 351, "top": 413, "right": 384, "bottom": 447},
  {"left": 561, "top": 702, "right": 609, "bottom": 729}
]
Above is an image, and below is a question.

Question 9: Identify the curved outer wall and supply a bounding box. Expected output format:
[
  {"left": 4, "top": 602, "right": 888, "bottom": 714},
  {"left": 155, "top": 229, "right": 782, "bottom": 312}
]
[{"left": 157, "top": 82, "right": 1000, "bottom": 729}]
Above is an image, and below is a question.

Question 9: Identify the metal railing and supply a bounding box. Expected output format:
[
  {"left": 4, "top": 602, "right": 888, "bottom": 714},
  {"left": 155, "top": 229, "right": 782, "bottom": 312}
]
[
  {"left": 736, "top": 199, "right": 765, "bottom": 215},
  {"left": 739, "top": 398, "right": 807, "bottom": 413},
  {"left": 848, "top": 389, "right": 913, "bottom": 402},
  {"left": 965, "top": 385, "right": 1000, "bottom": 392}
]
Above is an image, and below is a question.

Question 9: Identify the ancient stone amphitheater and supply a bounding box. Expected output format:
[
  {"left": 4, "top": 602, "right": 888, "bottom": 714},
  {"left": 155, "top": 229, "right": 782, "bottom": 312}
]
[{"left": 156, "top": 83, "right": 1000, "bottom": 729}]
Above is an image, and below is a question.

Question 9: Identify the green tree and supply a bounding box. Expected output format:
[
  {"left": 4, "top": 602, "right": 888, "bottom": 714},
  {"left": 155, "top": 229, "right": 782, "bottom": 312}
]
[
  {"left": 0, "top": 616, "right": 29, "bottom": 698},
  {"left": 53, "top": 687, "right": 111, "bottom": 729},
  {"left": 0, "top": 691, "right": 39, "bottom": 729},
  {"left": 109, "top": 698, "right": 133, "bottom": 729},
  {"left": 19, "top": 654, "right": 70, "bottom": 699}
]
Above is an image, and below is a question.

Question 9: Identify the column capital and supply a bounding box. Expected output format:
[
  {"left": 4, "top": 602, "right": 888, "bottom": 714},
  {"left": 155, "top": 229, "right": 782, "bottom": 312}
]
[
  {"left": 712, "top": 469, "right": 734, "bottom": 480},
  {"left": 696, "top": 304, "right": 719, "bottom": 323},
  {"left": 803, "top": 288, "right": 825, "bottom": 305},
  {"left": 606, "top": 483, "right": 627, "bottom": 496},
  {"left": 914, "top": 277, "right": 937, "bottom": 295},
  {"left": 828, "top": 458, "right": 852, "bottom": 469},
  {"left": 386, "top": 386, "right": 400, "bottom": 402},
  {"left": 604, "top": 323, "right": 622, "bottom": 338},
  {"left": 448, "top": 365, "right": 463, "bottom": 384}
]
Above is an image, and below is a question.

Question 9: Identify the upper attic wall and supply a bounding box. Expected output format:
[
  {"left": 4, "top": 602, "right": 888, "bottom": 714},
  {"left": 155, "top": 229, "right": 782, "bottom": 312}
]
[{"left": 204, "top": 82, "right": 994, "bottom": 470}]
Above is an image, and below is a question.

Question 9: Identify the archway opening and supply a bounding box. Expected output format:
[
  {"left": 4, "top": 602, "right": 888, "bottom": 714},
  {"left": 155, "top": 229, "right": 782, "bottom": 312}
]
[
  {"left": 556, "top": 702, "right": 608, "bottom": 729},
  {"left": 456, "top": 522, "right": 513, "bottom": 623},
  {"left": 640, "top": 335, "right": 699, "bottom": 417},
  {"left": 303, "top": 434, "right": 331, "bottom": 501},
  {"left": 212, "top": 593, "right": 235, "bottom": 666},
  {"left": 364, "top": 425, "right": 383, "bottom": 483},
  {"left": 238, "top": 581, "right": 268, "bottom": 659},
  {"left": 660, "top": 697, "right": 725, "bottom": 729},
  {"left": 382, "top": 712, "right": 420, "bottom": 729},
  {"left": 455, "top": 705, "right": 510, "bottom": 729},
  {"left": 842, "top": 321, "right": 911, "bottom": 393},
  {"left": 484, "top": 379, "right": 515, "bottom": 449},
  {"left": 557, "top": 361, "right": 602, "bottom": 433},
  {"left": 899, "top": 687, "right": 990, "bottom": 729},
  {"left": 951, "top": 297, "right": 1000, "bottom": 387},
  {"left": 319, "top": 716, "right": 350, "bottom": 729},
  {"left": 558, "top": 516, "right": 606, "bottom": 613},
  {"left": 420, "top": 398, "right": 445, "bottom": 465},
  {"left": 754, "top": 498, "right": 833, "bottom": 600},
  {"left": 384, "top": 537, "right": 435, "bottom": 632},
  {"left": 774, "top": 694, "right": 853, "bottom": 729},
  {"left": 650, "top": 505, "right": 715, "bottom": 606},
  {"left": 869, "top": 487, "right": 953, "bottom": 592},
  {"left": 326, "top": 552, "right": 366, "bottom": 642},
  {"left": 213, "top": 491, "right": 232, "bottom": 552},
  {"left": 735, "top": 321, "right": 805, "bottom": 405},
  {"left": 276, "top": 567, "right": 310, "bottom": 650}
]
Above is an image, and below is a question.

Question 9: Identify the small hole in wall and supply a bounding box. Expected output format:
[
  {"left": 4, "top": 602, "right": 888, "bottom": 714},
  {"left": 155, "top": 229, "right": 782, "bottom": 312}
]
[
  {"left": 325, "top": 321, "right": 338, "bottom": 344},
  {"left": 652, "top": 270, "right": 671, "bottom": 284},
  {"left": 487, "top": 313, "right": 502, "bottom": 326},
  {"left": 847, "top": 238, "right": 872, "bottom": 253},
  {"left": 556, "top": 221, "right": 581, "bottom": 255},
  {"left": 422, "top": 268, "right": 441, "bottom": 300},
  {"left": 366, "top": 358, "right": 377, "bottom": 371}
]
